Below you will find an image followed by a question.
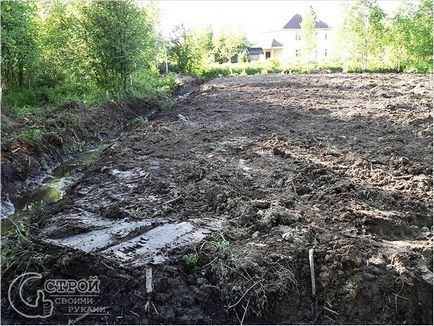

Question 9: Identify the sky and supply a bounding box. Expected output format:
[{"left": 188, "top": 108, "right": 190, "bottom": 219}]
[{"left": 152, "top": 1, "right": 409, "bottom": 42}]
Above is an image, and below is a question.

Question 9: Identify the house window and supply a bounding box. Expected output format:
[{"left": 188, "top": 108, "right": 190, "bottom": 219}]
[
  {"left": 295, "top": 49, "right": 300, "bottom": 57},
  {"left": 325, "top": 32, "right": 327, "bottom": 40},
  {"left": 265, "top": 51, "right": 271, "bottom": 59},
  {"left": 295, "top": 32, "right": 301, "bottom": 40},
  {"left": 324, "top": 49, "right": 328, "bottom": 57}
]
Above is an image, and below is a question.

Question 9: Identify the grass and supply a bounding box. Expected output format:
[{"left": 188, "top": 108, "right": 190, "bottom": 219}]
[
  {"left": 132, "top": 116, "right": 150, "bottom": 126},
  {"left": 194, "top": 233, "right": 297, "bottom": 319},
  {"left": 16, "top": 128, "right": 43, "bottom": 144},
  {"left": 196, "top": 59, "right": 433, "bottom": 81},
  {"left": 2, "top": 71, "right": 178, "bottom": 147},
  {"left": 2, "top": 221, "right": 32, "bottom": 270}
]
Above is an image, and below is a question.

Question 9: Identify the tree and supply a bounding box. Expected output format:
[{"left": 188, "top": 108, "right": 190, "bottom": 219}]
[
  {"left": 300, "top": 6, "right": 317, "bottom": 63},
  {"left": 213, "top": 25, "right": 249, "bottom": 63},
  {"left": 385, "top": 0, "right": 432, "bottom": 71},
  {"left": 40, "top": 1, "right": 88, "bottom": 86},
  {"left": 193, "top": 26, "right": 214, "bottom": 65},
  {"left": 81, "top": 1, "right": 157, "bottom": 93},
  {"left": 1, "top": 1, "right": 39, "bottom": 90},
  {"left": 342, "top": 0, "right": 386, "bottom": 70},
  {"left": 385, "top": 2, "right": 413, "bottom": 71},
  {"left": 409, "top": 0, "right": 433, "bottom": 65},
  {"left": 168, "top": 25, "right": 214, "bottom": 74},
  {"left": 168, "top": 25, "right": 197, "bottom": 73}
]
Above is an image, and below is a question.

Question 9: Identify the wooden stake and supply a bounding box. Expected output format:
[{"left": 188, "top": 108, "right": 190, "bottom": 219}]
[
  {"left": 309, "top": 249, "right": 316, "bottom": 297},
  {"left": 146, "top": 268, "right": 153, "bottom": 294}
]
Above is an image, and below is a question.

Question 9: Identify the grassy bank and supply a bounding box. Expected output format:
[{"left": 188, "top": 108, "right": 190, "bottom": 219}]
[{"left": 2, "top": 72, "right": 177, "bottom": 146}]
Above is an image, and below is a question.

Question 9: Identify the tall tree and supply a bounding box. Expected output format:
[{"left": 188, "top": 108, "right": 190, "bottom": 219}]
[
  {"left": 81, "top": 1, "right": 156, "bottom": 93},
  {"left": 168, "top": 24, "right": 197, "bottom": 73},
  {"left": 343, "top": 0, "right": 386, "bottom": 70},
  {"left": 385, "top": 2, "right": 413, "bottom": 71},
  {"left": 40, "top": 1, "right": 88, "bottom": 85},
  {"left": 409, "top": 0, "right": 433, "bottom": 64},
  {"left": 1, "top": 1, "right": 39, "bottom": 90},
  {"left": 213, "top": 25, "right": 249, "bottom": 63},
  {"left": 300, "top": 6, "right": 317, "bottom": 63}
]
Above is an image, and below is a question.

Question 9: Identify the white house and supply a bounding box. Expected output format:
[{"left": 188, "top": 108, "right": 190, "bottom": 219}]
[{"left": 248, "top": 14, "right": 333, "bottom": 62}]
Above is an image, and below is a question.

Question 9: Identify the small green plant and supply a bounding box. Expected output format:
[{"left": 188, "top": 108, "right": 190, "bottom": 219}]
[
  {"left": 128, "top": 207, "right": 148, "bottom": 218},
  {"left": 133, "top": 116, "right": 149, "bottom": 126},
  {"left": 212, "top": 240, "right": 230, "bottom": 252},
  {"left": 182, "top": 254, "right": 198, "bottom": 270},
  {"left": 1, "top": 221, "right": 31, "bottom": 269},
  {"left": 16, "top": 128, "right": 43, "bottom": 143}
]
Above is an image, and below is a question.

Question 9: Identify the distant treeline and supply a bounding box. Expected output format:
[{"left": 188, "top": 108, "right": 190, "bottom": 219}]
[{"left": 1, "top": 0, "right": 432, "bottom": 111}]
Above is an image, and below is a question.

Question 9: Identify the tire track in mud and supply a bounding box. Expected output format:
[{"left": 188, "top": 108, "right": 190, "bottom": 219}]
[{"left": 8, "top": 74, "right": 433, "bottom": 324}]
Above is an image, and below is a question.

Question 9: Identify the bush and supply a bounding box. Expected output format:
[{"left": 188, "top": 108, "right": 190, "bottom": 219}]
[{"left": 2, "top": 90, "right": 39, "bottom": 108}]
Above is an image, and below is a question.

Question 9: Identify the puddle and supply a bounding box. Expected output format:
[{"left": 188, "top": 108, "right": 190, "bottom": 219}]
[{"left": 1, "top": 144, "right": 109, "bottom": 236}]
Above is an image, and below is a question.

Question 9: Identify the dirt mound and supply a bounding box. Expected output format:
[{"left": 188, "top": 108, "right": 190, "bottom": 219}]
[{"left": 2, "top": 74, "right": 432, "bottom": 324}]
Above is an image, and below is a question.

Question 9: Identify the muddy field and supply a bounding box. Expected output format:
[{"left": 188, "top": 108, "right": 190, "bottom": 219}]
[{"left": 2, "top": 74, "right": 433, "bottom": 324}]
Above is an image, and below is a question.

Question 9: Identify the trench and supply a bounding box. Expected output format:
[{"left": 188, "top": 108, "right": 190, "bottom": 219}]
[
  {"left": 1, "top": 142, "right": 110, "bottom": 236},
  {"left": 1, "top": 89, "right": 212, "bottom": 262},
  {"left": 0, "top": 89, "right": 197, "bottom": 236}
]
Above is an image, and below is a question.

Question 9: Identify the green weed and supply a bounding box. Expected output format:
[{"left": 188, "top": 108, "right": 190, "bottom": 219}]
[
  {"left": 128, "top": 207, "right": 149, "bottom": 218},
  {"left": 16, "top": 128, "right": 43, "bottom": 143},
  {"left": 182, "top": 254, "right": 198, "bottom": 270}
]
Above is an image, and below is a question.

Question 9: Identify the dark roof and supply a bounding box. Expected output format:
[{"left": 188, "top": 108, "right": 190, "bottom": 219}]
[
  {"left": 315, "top": 20, "right": 329, "bottom": 28},
  {"left": 283, "top": 14, "right": 303, "bottom": 29},
  {"left": 247, "top": 47, "right": 264, "bottom": 55},
  {"left": 283, "top": 13, "right": 329, "bottom": 29},
  {"left": 271, "top": 39, "right": 283, "bottom": 47}
]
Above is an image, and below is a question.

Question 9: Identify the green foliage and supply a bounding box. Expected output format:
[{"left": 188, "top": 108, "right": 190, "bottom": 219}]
[
  {"left": 81, "top": 1, "right": 157, "bottom": 93},
  {"left": 17, "top": 128, "right": 43, "bottom": 143},
  {"left": 336, "top": 0, "right": 432, "bottom": 72},
  {"left": 211, "top": 240, "right": 230, "bottom": 252},
  {"left": 168, "top": 25, "right": 214, "bottom": 74},
  {"left": 128, "top": 206, "right": 149, "bottom": 218},
  {"left": 1, "top": 221, "right": 30, "bottom": 269},
  {"left": 168, "top": 25, "right": 197, "bottom": 74},
  {"left": 1, "top": 1, "right": 39, "bottom": 90},
  {"left": 300, "top": 6, "right": 317, "bottom": 63},
  {"left": 1, "top": 0, "right": 179, "bottom": 146},
  {"left": 40, "top": 1, "right": 88, "bottom": 85},
  {"left": 339, "top": 0, "right": 386, "bottom": 71},
  {"left": 182, "top": 254, "right": 199, "bottom": 270},
  {"left": 213, "top": 24, "right": 250, "bottom": 63},
  {"left": 133, "top": 116, "right": 150, "bottom": 126}
]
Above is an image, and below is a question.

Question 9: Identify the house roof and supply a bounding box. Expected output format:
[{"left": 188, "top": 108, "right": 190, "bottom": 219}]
[
  {"left": 247, "top": 47, "right": 264, "bottom": 55},
  {"left": 283, "top": 13, "right": 329, "bottom": 29},
  {"left": 271, "top": 39, "right": 284, "bottom": 47}
]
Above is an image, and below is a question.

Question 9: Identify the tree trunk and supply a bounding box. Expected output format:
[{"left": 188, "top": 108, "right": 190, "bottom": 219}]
[
  {"left": 18, "top": 62, "right": 24, "bottom": 89},
  {"left": 7, "top": 66, "right": 13, "bottom": 91}
]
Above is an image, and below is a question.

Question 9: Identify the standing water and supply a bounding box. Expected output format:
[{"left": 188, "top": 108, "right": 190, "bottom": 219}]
[{"left": 1, "top": 143, "right": 109, "bottom": 236}]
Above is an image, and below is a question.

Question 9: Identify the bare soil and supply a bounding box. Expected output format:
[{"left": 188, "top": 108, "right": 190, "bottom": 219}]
[{"left": 2, "top": 74, "right": 432, "bottom": 324}]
